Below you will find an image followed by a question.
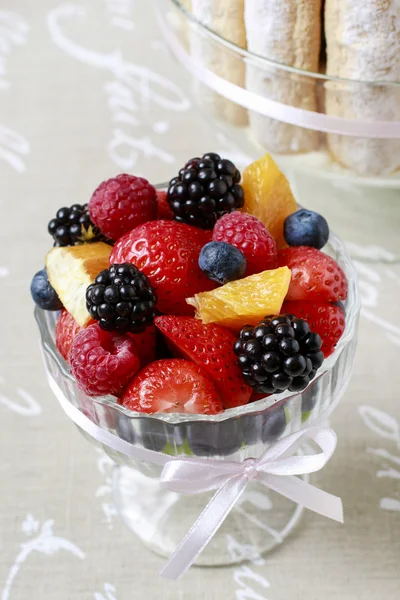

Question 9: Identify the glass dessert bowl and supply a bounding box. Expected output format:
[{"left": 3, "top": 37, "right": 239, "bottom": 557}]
[
  {"left": 35, "top": 191, "right": 360, "bottom": 567},
  {"left": 156, "top": 1, "right": 400, "bottom": 261}
]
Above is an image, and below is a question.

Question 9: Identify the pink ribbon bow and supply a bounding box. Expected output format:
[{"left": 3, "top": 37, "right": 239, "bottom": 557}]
[
  {"left": 48, "top": 374, "right": 343, "bottom": 581},
  {"left": 159, "top": 426, "right": 343, "bottom": 579}
]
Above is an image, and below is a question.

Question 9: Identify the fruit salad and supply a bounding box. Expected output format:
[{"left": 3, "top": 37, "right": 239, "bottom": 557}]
[{"left": 31, "top": 153, "right": 347, "bottom": 416}]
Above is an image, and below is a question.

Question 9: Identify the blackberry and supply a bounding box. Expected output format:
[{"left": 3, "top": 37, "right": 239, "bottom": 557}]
[
  {"left": 48, "top": 204, "right": 111, "bottom": 247},
  {"left": 167, "top": 152, "right": 244, "bottom": 229},
  {"left": 86, "top": 263, "right": 157, "bottom": 334},
  {"left": 234, "top": 314, "right": 324, "bottom": 394}
]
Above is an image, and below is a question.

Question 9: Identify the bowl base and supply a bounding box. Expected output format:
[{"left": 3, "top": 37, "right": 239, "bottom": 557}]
[{"left": 113, "top": 465, "right": 305, "bottom": 567}]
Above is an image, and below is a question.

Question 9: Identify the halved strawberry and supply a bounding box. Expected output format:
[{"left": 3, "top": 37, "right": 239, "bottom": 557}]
[
  {"left": 156, "top": 190, "right": 174, "bottom": 220},
  {"left": 282, "top": 300, "right": 345, "bottom": 357},
  {"left": 127, "top": 325, "right": 156, "bottom": 367},
  {"left": 155, "top": 316, "right": 252, "bottom": 409},
  {"left": 56, "top": 309, "right": 82, "bottom": 362},
  {"left": 120, "top": 358, "right": 223, "bottom": 415},
  {"left": 278, "top": 246, "right": 347, "bottom": 303},
  {"left": 110, "top": 220, "right": 215, "bottom": 315}
]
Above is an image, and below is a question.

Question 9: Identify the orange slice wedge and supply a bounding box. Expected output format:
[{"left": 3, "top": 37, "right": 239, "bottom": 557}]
[
  {"left": 46, "top": 242, "right": 112, "bottom": 326},
  {"left": 187, "top": 267, "right": 291, "bottom": 331},
  {"left": 242, "top": 153, "right": 297, "bottom": 248}
]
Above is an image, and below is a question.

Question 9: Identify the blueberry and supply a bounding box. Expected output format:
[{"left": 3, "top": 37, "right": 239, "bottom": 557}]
[
  {"left": 198, "top": 241, "right": 246, "bottom": 284},
  {"left": 261, "top": 405, "right": 287, "bottom": 443},
  {"left": 187, "top": 421, "right": 241, "bottom": 457},
  {"left": 30, "top": 268, "right": 63, "bottom": 311},
  {"left": 284, "top": 209, "right": 329, "bottom": 250}
]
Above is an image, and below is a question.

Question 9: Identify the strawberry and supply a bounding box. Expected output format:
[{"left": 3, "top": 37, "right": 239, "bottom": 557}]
[
  {"left": 282, "top": 300, "right": 345, "bottom": 357},
  {"left": 155, "top": 316, "right": 252, "bottom": 409},
  {"left": 56, "top": 309, "right": 83, "bottom": 362},
  {"left": 278, "top": 246, "right": 347, "bottom": 303},
  {"left": 120, "top": 358, "right": 223, "bottom": 415},
  {"left": 110, "top": 220, "right": 215, "bottom": 315},
  {"left": 127, "top": 325, "right": 156, "bottom": 367},
  {"left": 156, "top": 190, "right": 174, "bottom": 220}
]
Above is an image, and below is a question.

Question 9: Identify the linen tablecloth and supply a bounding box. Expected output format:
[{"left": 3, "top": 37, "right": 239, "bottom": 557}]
[{"left": 1, "top": 2, "right": 399, "bottom": 598}]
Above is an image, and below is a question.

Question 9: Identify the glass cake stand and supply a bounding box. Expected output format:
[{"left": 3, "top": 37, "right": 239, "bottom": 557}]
[{"left": 155, "top": 0, "right": 400, "bottom": 261}]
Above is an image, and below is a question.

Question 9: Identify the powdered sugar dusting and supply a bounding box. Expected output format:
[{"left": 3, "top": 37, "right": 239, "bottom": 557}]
[{"left": 325, "top": 0, "right": 400, "bottom": 175}]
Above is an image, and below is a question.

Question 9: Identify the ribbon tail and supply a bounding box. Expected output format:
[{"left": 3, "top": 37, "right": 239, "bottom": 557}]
[
  {"left": 260, "top": 473, "right": 343, "bottom": 523},
  {"left": 160, "top": 474, "right": 248, "bottom": 580}
]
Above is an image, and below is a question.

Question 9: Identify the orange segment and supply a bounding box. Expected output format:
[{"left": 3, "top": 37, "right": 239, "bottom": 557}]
[
  {"left": 186, "top": 267, "right": 291, "bottom": 331},
  {"left": 46, "top": 242, "right": 112, "bottom": 326},
  {"left": 242, "top": 153, "right": 297, "bottom": 248}
]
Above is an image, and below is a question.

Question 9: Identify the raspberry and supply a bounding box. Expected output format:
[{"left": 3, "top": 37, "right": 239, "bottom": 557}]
[
  {"left": 69, "top": 324, "right": 140, "bottom": 397},
  {"left": 89, "top": 174, "right": 157, "bottom": 240},
  {"left": 212, "top": 212, "right": 277, "bottom": 275},
  {"left": 56, "top": 309, "right": 82, "bottom": 362},
  {"left": 156, "top": 190, "right": 174, "bottom": 220}
]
